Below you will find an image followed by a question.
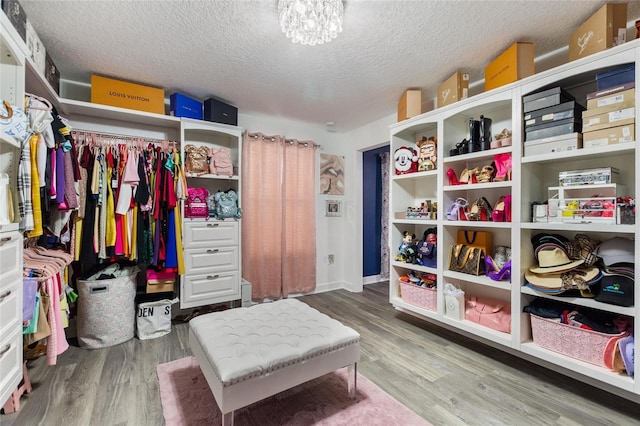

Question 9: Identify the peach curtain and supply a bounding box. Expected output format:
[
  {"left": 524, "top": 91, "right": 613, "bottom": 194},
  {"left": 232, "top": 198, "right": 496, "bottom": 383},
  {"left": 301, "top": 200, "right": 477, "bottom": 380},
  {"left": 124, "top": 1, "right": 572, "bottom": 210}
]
[{"left": 241, "top": 132, "right": 316, "bottom": 300}]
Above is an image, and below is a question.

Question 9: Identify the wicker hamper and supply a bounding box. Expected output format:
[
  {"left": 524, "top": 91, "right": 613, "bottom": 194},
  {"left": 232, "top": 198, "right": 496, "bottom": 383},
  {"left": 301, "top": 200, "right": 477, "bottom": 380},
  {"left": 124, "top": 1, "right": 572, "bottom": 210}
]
[
  {"left": 77, "top": 265, "right": 139, "bottom": 349},
  {"left": 529, "top": 313, "right": 626, "bottom": 367},
  {"left": 399, "top": 281, "right": 437, "bottom": 311}
]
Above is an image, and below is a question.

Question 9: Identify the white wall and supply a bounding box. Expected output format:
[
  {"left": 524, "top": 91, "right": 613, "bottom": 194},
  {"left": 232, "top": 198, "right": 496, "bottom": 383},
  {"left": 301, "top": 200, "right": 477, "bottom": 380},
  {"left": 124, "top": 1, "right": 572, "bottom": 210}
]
[{"left": 342, "top": 112, "right": 396, "bottom": 292}]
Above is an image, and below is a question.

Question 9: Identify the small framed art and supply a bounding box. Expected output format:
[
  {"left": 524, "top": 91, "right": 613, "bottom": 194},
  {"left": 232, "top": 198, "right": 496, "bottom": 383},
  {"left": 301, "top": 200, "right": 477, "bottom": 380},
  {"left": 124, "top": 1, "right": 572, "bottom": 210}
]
[{"left": 326, "top": 200, "right": 342, "bottom": 217}]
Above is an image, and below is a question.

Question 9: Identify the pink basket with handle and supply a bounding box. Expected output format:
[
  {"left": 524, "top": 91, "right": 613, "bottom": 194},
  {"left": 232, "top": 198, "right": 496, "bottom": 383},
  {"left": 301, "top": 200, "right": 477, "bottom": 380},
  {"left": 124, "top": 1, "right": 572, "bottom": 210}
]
[{"left": 529, "top": 313, "right": 626, "bottom": 367}]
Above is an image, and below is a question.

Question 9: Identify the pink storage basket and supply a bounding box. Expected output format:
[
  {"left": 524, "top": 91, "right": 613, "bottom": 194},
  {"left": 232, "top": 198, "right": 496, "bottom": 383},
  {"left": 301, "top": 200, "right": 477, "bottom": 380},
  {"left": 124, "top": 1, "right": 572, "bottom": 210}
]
[
  {"left": 399, "top": 281, "right": 437, "bottom": 311},
  {"left": 529, "top": 313, "right": 625, "bottom": 367}
]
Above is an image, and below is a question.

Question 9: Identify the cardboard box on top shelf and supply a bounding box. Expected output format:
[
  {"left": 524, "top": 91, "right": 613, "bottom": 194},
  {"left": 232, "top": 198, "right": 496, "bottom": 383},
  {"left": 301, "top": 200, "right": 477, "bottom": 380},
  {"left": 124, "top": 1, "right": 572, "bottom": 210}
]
[
  {"left": 583, "top": 124, "right": 635, "bottom": 148},
  {"left": 568, "top": 2, "right": 628, "bottom": 62},
  {"left": 484, "top": 42, "right": 535, "bottom": 91},
  {"left": 437, "top": 72, "right": 469, "bottom": 108},
  {"left": 91, "top": 74, "right": 165, "bottom": 114},
  {"left": 397, "top": 89, "right": 422, "bottom": 122}
]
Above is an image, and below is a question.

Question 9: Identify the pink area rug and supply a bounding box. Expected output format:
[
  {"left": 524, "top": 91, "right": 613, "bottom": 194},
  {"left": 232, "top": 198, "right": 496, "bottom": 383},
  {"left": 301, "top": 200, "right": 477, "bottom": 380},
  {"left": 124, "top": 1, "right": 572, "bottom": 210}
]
[{"left": 157, "top": 356, "right": 431, "bottom": 426}]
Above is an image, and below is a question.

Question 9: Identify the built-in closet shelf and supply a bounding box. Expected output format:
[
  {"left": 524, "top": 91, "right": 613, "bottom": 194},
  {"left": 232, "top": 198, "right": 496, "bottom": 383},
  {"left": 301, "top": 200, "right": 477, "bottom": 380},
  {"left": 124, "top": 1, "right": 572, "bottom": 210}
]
[
  {"left": 390, "top": 33, "right": 640, "bottom": 401},
  {"left": 443, "top": 221, "right": 512, "bottom": 229},
  {"left": 519, "top": 342, "right": 635, "bottom": 393},
  {"left": 521, "top": 222, "right": 636, "bottom": 234},
  {"left": 443, "top": 146, "right": 513, "bottom": 165},
  {"left": 391, "top": 261, "right": 436, "bottom": 274},
  {"left": 390, "top": 297, "right": 438, "bottom": 320},
  {"left": 186, "top": 174, "right": 240, "bottom": 181},
  {"left": 443, "top": 271, "right": 511, "bottom": 291},
  {"left": 520, "top": 286, "right": 635, "bottom": 316},
  {"left": 392, "top": 170, "right": 437, "bottom": 181},
  {"left": 439, "top": 316, "right": 512, "bottom": 346},
  {"left": 57, "top": 98, "right": 180, "bottom": 128},
  {"left": 393, "top": 219, "right": 437, "bottom": 226},
  {"left": 443, "top": 181, "right": 512, "bottom": 192},
  {"left": 521, "top": 143, "right": 636, "bottom": 165}
]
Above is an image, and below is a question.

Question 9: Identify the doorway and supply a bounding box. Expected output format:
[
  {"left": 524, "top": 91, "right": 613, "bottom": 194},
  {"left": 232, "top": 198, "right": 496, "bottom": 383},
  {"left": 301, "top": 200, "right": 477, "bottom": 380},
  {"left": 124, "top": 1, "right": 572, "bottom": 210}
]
[{"left": 362, "top": 145, "right": 389, "bottom": 284}]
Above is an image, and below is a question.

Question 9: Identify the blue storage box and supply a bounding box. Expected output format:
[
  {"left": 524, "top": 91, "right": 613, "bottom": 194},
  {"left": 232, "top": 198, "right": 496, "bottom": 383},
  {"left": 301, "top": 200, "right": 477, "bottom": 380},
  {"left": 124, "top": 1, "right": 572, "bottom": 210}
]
[
  {"left": 596, "top": 64, "right": 635, "bottom": 91},
  {"left": 170, "top": 93, "right": 203, "bottom": 120}
]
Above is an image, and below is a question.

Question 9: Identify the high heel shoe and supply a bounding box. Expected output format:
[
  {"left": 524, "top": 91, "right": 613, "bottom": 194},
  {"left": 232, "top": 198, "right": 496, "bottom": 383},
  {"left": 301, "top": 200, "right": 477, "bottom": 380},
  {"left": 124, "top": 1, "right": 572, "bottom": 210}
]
[
  {"left": 459, "top": 167, "right": 478, "bottom": 184},
  {"left": 447, "top": 168, "right": 460, "bottom": 185},
  {"left": 468, "top": 197, "right": 492, "bottom": 221},
  {"left": 504, "top": 194, "right": 512, "bottom": 222},
  {"left": 493, "top": 153, "right": 512, "bottom": 182},
  {"left": 492, "top": 195, "right": 506, "bottom": 222},
  {"left": 477, "top": 165, "right": 495, "bottom": 183},
  {"left": 446, "top": 198, "right": 469, "bottom": 221},
  {"left": 485, "top": 255, "right": 511, "bottom": 281},
  {"left": 449, "top": 139, "right": 469, "bottom": 156}
]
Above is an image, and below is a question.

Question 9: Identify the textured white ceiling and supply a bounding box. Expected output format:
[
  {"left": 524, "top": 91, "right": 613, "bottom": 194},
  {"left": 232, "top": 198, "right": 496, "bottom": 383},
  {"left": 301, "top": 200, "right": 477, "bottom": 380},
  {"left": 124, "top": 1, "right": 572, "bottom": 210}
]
[{"left": 18, "top": 0, "right": 640, "bottom": 132}]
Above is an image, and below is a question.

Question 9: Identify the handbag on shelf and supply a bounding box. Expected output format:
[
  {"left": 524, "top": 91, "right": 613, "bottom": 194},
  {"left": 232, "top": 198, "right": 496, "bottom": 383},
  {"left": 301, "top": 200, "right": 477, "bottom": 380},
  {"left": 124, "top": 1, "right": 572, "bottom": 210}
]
[
  {"left": 184, "top": 144, "right": 210, "bottom": 175},
  {"left": 185, "top": 187, "right": 209, "bottom": 218},
  {"left": 465, "top": 295, "right": 511, "bottom": 333},
  {"left": 1, "top": 100, "right": 29, "bottom": 145},
  {"left": 448, "top": 244, "right": 485, "bottom": 275},
  {"left": 457, "top": 230, "right": 493, "bottom": 257}
]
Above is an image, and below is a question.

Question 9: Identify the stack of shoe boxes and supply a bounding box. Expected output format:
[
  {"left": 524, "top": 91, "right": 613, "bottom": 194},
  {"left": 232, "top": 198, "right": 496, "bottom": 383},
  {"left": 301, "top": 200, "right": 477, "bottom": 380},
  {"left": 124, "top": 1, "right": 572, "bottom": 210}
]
[
  {"left": 522, "top": 87, "right": 584, "bottom": 156},
  {"left": 582, "top": 64, "right": 635, "bottom": 148}
]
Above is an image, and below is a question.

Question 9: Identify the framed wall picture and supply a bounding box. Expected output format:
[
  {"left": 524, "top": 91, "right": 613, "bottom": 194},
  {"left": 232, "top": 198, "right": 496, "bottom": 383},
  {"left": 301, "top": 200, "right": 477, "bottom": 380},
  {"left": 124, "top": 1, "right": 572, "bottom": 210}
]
[{"left": 326, "top": 200, "right": 342, "bottom": 217}]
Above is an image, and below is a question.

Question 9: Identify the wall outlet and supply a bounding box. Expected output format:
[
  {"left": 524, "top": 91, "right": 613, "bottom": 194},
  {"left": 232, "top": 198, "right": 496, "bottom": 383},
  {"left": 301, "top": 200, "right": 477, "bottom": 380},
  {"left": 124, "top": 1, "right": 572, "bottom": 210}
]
[{"left": 328, "top": 254, "right": 334, "bottom": 264}]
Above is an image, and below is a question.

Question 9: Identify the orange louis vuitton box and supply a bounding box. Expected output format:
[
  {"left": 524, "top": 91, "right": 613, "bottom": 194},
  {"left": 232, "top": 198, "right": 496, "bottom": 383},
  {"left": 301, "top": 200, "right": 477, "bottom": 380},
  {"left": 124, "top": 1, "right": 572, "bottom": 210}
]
[
  {"left": 484, "top": 42, "right": 535, "bottom": 92},
  {"left": 91, "top": 74, "right": 165, "bottom": 114}
]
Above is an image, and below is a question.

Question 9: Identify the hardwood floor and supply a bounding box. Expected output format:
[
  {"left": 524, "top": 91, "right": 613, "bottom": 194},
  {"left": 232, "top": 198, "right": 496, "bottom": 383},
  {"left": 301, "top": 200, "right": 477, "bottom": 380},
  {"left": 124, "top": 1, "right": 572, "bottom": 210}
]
[{"left": 4, "top": 282, "right": 640, "bottom": 425}]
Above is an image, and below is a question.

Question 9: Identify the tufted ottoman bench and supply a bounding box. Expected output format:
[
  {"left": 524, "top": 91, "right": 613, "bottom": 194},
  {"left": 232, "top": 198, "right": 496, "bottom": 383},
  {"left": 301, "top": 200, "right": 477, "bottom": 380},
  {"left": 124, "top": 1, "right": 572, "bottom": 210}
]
[{"left": 189, "top": 298, "right": 361, "bottom": 426}]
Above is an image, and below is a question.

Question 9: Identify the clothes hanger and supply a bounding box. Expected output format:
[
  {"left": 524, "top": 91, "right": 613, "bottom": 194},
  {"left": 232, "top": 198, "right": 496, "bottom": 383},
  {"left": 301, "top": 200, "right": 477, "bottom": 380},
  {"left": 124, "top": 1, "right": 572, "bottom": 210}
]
[{"left": 25, "top": 92, "right": 53, "bottom": 111}]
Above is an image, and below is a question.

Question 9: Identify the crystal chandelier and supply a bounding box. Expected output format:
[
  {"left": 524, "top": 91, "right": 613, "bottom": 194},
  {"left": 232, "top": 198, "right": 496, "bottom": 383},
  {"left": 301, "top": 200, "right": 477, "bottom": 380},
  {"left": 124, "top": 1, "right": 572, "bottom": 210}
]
[{"left": 278, "top": 0, "right": 344, "bottom": 46}]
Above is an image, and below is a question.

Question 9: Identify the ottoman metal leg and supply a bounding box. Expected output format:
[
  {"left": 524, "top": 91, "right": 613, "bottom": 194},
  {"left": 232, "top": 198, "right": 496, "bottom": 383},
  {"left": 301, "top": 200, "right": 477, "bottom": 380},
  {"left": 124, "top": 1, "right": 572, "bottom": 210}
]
[
  {"left": 222, "top": 410, "right": 234, "bottom": 426},
  {"left": 348, "top": 363, "right": 357, "bottom": 399}
]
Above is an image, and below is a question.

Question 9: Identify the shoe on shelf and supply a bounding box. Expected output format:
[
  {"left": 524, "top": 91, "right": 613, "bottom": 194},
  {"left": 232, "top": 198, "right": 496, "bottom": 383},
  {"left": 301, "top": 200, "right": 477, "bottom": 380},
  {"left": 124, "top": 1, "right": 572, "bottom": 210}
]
[
  {"left": 492, "top": 195, "right": 506, "bottom": 221},
  {"left": 459, "top": 167, "right": 478, "bottom": 184},
  {"left": 477, "top": 165, "right": 495, "bottom": 183},
  {"left": 493, "top": 153, "right": 512, "bottom": 182},
  {"left": 450, "top": 139, "right": 469, "bottom": 157},
  {"left": 447, "top": 168, "right": 461, "bottom": 185},
  {"left": 485, "top": 255, "right": 511, "bottom": 282},
  {"left": 446, "top": 198, "right": 469, "bottom": 221},
  {"left": 505, "top": 194, "right": 512, "bottom": 222},
  {"left": 468, "top": 197, "right": 492, "bottom": 221},
  {"left": 495, "top": 128, "right": 512, "bottom": 147}
]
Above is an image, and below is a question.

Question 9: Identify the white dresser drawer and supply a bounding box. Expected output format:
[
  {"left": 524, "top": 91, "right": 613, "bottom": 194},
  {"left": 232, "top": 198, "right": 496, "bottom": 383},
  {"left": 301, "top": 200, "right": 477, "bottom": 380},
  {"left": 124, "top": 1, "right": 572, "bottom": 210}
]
[
  {"left": 180, "top": 270, "right": 240, "bottom": 308},
  {"left": 0, "top": 232, "right": 22, "bottom": 285},
  {"left": 183, "top": 220, "right": 239, "bottom": 248},
  {"left": 184, "top": 247, "right": 239, "bottom": 274},
  {"left": 0, "top": 279, "right": 21, "bottom": 338},
  {"left": 0, "top": 327, "right": 22, "bottom": 407}
]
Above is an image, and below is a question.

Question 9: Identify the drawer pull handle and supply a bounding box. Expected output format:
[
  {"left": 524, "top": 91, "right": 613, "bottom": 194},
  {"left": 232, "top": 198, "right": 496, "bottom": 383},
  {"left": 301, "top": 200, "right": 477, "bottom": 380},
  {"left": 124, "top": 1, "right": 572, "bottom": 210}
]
[
  {"left": 0, "top": 343, "right": 11, "bottom": 358},
  {"left": 206, "top": 249, "right": 219, "bottom": 254},
  {"left": 206, "top": 275, "right": 220, "bottom": 280},
  {"left": 0, "top": 236, "right": 11, "bottom": 243},
  {"left": 0, "top": 290, "right": 11, "bottom": 302},
  {"left": 206, "top": 223, "right": 219, "bottom": 228}
]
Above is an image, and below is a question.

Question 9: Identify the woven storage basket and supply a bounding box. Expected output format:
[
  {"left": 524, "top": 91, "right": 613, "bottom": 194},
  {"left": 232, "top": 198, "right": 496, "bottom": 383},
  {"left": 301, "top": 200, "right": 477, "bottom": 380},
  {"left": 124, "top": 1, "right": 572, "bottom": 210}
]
[
  {"left": 399, "top": 281, "right": 437, "bottom": 311},
  {"left": 529, "top": 313, "right": 625, "bottom": 367}
]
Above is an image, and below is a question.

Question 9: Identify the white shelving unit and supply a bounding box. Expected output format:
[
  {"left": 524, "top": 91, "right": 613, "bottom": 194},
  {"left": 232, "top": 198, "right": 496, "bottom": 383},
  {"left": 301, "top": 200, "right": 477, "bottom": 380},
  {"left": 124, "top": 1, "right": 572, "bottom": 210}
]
[
  {"left": 179, "top": 119, "right": 243, "bottom": 308},
  {"left": 0, "top": 11, "right": 25, "bottom": 410},
  {"left": 389, "top": 38, "right": 640, "bottom": 401}
]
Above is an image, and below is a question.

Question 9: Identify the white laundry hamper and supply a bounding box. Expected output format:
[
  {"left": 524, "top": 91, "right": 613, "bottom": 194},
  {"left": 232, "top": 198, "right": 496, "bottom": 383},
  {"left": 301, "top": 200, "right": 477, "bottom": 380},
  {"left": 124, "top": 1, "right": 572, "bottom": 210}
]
[{"left": 77, "top": 264, "right": 139, "bottom": 349}]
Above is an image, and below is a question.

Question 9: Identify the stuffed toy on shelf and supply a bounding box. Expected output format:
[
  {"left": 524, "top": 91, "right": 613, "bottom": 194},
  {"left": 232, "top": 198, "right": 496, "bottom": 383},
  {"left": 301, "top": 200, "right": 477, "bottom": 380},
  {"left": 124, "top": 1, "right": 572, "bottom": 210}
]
[{"left": 394, "top": 146, "right": 418, "bottom": 175}]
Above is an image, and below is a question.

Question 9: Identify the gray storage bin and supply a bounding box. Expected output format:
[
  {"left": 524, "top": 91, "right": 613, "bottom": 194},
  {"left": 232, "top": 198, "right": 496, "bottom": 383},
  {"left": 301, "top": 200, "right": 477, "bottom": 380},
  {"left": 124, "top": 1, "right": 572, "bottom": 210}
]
[{"left": 77, "top": 265, "right": 139, "bottom": 349}]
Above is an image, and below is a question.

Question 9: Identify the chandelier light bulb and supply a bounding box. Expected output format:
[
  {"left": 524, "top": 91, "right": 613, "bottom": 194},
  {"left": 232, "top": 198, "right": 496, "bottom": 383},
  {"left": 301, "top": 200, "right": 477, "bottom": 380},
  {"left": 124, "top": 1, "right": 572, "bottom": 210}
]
[{"left": 278, "top": 0, "right": 344, "bottom": 46}]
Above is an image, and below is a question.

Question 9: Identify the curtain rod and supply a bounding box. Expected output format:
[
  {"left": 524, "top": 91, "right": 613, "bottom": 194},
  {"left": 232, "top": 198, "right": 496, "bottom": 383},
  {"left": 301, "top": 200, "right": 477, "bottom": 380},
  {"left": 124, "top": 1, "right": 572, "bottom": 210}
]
[
  {"left": 246, "top": 131, "right": 321, "bottom": 149},
  {"left": 72, "top": 129, "right": 179, "bottom": 147}
]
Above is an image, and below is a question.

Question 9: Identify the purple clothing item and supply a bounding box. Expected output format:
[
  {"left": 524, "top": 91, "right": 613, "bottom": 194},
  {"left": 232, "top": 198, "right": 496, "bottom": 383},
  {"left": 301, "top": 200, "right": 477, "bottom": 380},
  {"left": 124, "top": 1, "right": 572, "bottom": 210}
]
[
  {"left": 55, "top": 148, "right": 65, "bottom": 204},
  {"left": 23, "top": 278, "right": 38, "bottom": 322}
]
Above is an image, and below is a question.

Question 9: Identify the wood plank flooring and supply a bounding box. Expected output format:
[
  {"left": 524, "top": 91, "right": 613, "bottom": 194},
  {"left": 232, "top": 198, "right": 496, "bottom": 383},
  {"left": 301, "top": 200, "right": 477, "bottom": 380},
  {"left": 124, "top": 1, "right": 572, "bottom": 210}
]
[{"left": 4, "top": 282, "right": 640, "bottom": 425}]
